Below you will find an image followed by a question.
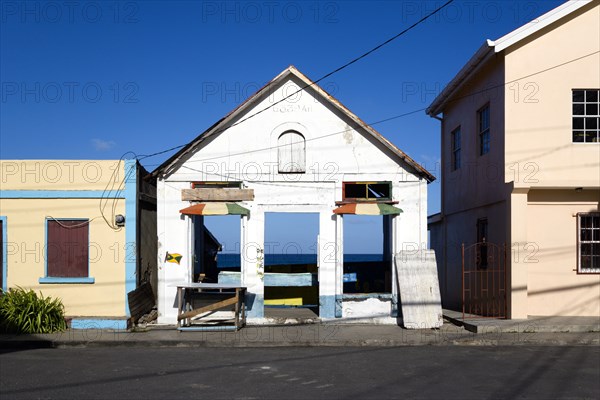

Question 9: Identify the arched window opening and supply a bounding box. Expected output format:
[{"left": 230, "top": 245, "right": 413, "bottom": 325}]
[{"left": 278, "top": 131, "right": 305, "bottom": 173}]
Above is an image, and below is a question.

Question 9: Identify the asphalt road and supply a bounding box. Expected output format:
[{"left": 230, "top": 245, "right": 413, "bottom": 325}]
[{"left": 1, "top": 346, "right": 599, "bottom": 399}]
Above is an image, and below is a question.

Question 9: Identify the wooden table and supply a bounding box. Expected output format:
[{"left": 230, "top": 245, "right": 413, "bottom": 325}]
[{"left": 174, "top": 283, "right": 246, "bottom": 331}]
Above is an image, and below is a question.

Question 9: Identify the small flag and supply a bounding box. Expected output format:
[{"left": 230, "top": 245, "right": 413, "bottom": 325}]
[{"left": 165, "top": 252, "right": 182, "bottom": 265}]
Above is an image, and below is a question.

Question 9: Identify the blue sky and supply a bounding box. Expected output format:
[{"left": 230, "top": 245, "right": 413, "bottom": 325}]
[{"left": 1, "top": 0, "right": 564, "bottom": 253}]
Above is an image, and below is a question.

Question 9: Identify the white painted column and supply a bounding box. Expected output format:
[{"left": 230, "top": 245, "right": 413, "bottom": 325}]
[
  {"left": 318, "top": 211, "right": 337, "bottom": 318},
  {"left": 157, "top": 181, "right": 191, "bottom": 324},
  {"left": 242, "top": 209, "right": 265, "bottom": 319}
]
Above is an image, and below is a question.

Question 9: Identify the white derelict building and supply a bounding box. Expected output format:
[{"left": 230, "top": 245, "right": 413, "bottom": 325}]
[{"left": 153, "top": 66, "right": 436, "bottom": 325}]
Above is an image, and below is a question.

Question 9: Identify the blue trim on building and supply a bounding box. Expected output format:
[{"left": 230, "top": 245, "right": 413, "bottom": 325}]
[
  {"left": 0, "top": 216, "right": 7, "bottom": 291},
  {"left": 218, "top": 271, "right": 317, "bottom": 287},
  {"left": 0, "top": 190, "right": 125, "bottom": 199},
  {"left": 246, "top": 293, "right": 264, "bottom": 318},
  {"left": 319, "top": 295, "right": 336, "bottom": 318},
  {"left": 39, "top": 277, "right": 95, "bottom": 284},
  {"left": 335, "top": 295, "right": 343, "bottom": 318},
  {"left": 124, "top": 159, "right": 137, "bottom": 317},
  {"left": 70, "top": 318, "right": 127, "bottom": 330}
]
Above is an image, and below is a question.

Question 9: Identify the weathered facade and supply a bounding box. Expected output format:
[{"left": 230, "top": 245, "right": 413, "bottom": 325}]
[
  {"left": 0, "top": 159, "right": 156, "bottom": 328},
  {"left": 154, "top": 66, "right": 435, "bottom": 324},
  {"left": 428, "top": 0, "right": 600, "bottom": 318}
]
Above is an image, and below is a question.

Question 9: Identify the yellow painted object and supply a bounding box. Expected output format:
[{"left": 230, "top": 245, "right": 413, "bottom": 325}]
[
  {"left": 264, "top": 286, "right": 318, "bottom": 306},
  {"left": 264, "top": 298, "right": 303, "bottom": 306}
]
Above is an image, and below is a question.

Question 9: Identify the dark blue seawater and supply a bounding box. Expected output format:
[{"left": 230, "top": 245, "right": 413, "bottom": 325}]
[{"left": 217, "top": 253, "right": 383, "bottom": 268}]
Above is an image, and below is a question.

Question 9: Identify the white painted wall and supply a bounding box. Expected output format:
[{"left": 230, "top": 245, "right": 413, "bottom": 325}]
[{"left": 156, "top": 76, "right": 429, "bottom": 324}]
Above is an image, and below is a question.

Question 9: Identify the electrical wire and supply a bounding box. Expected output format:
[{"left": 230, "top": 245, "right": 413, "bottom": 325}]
[
  {"left": 137, "top": 50, "right": 599, "bottom": 167},
  {"left": 137, "top": 0, "right": 455, "bottom": 162}
]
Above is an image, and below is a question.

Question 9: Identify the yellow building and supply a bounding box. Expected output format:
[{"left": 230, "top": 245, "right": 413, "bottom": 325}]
[
  {"left": 428, "top": 0, "right": 600, "bottom": 318},
  {"left": 0, "top": 159, "right": 156, "bottom": 329}
]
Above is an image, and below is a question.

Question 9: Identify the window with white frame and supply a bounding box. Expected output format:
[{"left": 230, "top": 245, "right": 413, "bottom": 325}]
[
  {"left": 573, "top": 89, "right": 599, "bottom": 143},
  {"left": 451, "top": 126, "right": 461, "bottom": 170},
  {"left": 578, "top": 213, "right": 600, "bottom": 273},
  {"left": 478, "top": 105, "right": 490, "bottom": 155},
  {"left": 278, "top": 131, "right": 306, "bottom": 173}
]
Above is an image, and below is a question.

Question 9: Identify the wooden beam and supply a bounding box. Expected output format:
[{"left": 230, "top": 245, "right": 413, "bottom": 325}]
[
  {"left": 178, "top": 296, "right": 239, "bottom": 320},
  {"left": 181, "top": 188, "right": 254, "bottom": 201}
]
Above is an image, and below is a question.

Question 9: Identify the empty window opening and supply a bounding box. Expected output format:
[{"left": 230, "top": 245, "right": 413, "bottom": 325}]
[
  {"left": 343, "top": 215, "right": 389, "bottom": 294},
  {"left": 191, "top": 181, "right": 242, "bottom": 189},
  {"left": 343, "top": 182, "right": 391, "bottom": 201},
  {"left": 264, "top": 213, "right": 319, "bottom": 316},
  {"left": 198, "top": 215, "right": 240, "bottom": 283}
]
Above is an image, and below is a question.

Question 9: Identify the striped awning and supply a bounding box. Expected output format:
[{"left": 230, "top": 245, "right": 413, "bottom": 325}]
[
  {"left": 180, "top": 203, "right": 249, "bottom": 216},
  {"left": 333, "top": 203, "right": 403, "bottom": 215}
]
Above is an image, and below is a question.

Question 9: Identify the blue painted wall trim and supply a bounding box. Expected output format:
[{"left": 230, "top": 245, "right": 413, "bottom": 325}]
[
  {"left": 319, "top": 295, "right": 336, "bottom": 318},
  {"left": 246, "top": 293, "right": 264, "bottom": 318},
  {"left": 0, "top": 216, "right": 7, "bottom": 291},
  {"left": 124, "top": 159, "right": 137, "bottom": 317},
  {"left": 0, "top": 190, "right": 125, "bottom": 199},
  {"left": 70, "top": 318, "right": 127, "bottom": 330},
  {"left": 39, "top": 277, "right": 95, "bottom": 284},
  {"left": 335, "top": 295, "right": 342, "bottom": 318},
  {"left": 219, "top": 271, "right": 317, "bottom": 287}
]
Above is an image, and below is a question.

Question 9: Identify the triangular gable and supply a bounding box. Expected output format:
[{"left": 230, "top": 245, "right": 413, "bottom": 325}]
[{"left": 152, "top": 66, "right": 435, "bottom": 182}]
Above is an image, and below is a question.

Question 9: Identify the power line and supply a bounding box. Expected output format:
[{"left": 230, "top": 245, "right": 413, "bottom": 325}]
[
  {"left": 138, "top": 48, "right": 600, "bottom": 168},
  {"left": 137, "top": 0, "right": 454, "bottom": 162}
]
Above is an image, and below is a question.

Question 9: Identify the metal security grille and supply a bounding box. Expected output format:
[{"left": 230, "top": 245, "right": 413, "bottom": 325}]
[{"left": 462, "top": 242, "right": 507, "bottom": 319}]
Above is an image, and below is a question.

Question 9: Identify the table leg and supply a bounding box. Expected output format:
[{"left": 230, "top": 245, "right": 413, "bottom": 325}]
[
  {"left": 234, "top": 289, "right": 240, "bottom": 330},
  {"left": 177, "top": 287, "right": 182, "bottom": 329}
]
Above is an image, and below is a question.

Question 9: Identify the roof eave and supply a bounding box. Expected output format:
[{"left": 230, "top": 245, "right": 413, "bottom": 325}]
[
  {"left": 426, "top": 42, "right": 494, "bottom": 117},
  {"left": 491, "top": 0, "right": 593, "bottom": 53}
]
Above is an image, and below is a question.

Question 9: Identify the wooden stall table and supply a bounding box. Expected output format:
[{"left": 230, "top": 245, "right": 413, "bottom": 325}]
[{"left": 174, "top": 283, "right": 246, "bottom": 331}]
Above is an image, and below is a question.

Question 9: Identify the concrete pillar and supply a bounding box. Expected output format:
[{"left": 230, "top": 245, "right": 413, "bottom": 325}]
[
  {"left": 157, "top": 181, "right": 191, "bottom": 324},
  {"left": 242, "top": 210, "right": 264, "bottom": 319},
  {"left": 509, "top": 188, "right": 529, "bottom": 319},
  {"left": 319, "top": 211, "right": 337, "bottom": 318}
]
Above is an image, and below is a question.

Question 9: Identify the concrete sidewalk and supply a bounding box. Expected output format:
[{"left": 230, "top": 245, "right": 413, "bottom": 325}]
[
  {"left": 443, "top": 309, "right": 600, "bottom": 334},
  {"left": 1, "top": 320, "right": 598, "bottom": 349}
]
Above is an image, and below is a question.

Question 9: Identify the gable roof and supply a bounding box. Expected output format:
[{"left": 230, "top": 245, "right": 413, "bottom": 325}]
[
  {"left": 427, "top": 0, "right": 594, "bottom": 116},
  {"left": 152, "top": 66, "right": 435, "bottom": 182}
]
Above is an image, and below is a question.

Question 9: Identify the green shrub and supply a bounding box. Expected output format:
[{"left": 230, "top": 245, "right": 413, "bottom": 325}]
[{"left": 0, "top": 287, "right": 67, "bottom": 334}]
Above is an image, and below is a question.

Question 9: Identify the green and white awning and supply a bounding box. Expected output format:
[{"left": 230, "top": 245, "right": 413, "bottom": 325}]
[
  {"left": 333, "top": 203, "right": 403, "bottom": 215},
  {"left": 180, "top": 203, "right": 249, "bottom": 216}
]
